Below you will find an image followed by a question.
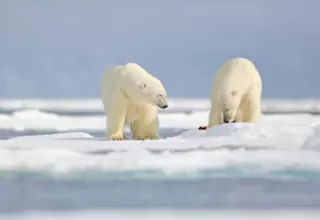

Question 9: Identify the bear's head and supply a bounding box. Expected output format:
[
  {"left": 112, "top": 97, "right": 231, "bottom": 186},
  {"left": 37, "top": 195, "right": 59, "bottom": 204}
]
[
  {"left": 135, "top": 78, "right": 168, "bottom": 109},
  {"left": 220, "top": 90, "right": 240, "bottom": 123}
]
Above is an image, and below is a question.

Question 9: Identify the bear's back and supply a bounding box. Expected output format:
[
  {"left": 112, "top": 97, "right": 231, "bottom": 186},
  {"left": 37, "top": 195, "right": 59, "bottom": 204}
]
[{"left": 213, "top": 58, "right": 259, "bottom": 87}]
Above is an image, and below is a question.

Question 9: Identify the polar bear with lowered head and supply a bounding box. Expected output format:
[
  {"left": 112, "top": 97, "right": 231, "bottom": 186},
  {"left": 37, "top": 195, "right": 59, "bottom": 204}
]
[
  {"left": 208, "top": 57, "right": 262, "bottom": 127},
  {"left": 101, "top": 63, "right": 168, "bottom": 141}
]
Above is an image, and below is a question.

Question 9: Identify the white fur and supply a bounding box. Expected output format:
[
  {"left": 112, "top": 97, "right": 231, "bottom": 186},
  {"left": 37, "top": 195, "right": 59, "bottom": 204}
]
[
  {"left": 208, "top": 58, "right": 262, "bottom": 127},
  {"left": 101, "top": 63, "right": 168, "bottom": 140}
]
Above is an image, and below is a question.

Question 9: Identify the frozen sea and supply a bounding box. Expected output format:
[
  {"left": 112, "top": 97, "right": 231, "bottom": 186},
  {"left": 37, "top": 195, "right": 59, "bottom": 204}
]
[{"left": 1, "top": 98, "right": 320, "bottom": 219}]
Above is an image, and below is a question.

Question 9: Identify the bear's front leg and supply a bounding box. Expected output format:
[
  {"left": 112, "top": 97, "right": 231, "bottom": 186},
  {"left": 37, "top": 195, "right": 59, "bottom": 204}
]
[
  {"left": 208, "top": 104, "right": 221, "bottom": 127},
  {"left": 246, "top": 102, "right": 261, "bottom": 123},
  {"left": 130, "top": 121, "right": 154, "bottom": 140},
  {"left": 131, "top": 116, "right": 160, "bottom": 140},
  {"left": 106, "top": 96, "right": 128, "bottom": 141},
  {"left": 134, "top": 134, "right": 160, "bottom": 140},
  {"left": 133, "top": 134, "right": 160, "bottom": 140},
  {"left": 241, "top": 96, "right": 261, "bottom": 123},
  {"left": 107, "top": 112, "right": 126, "bottom": 140}
]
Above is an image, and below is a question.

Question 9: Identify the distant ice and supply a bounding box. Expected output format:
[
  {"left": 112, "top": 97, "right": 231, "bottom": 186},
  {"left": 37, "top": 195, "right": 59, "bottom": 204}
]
[
  {"left": 0, "top": 98, "right": 210, "bottom": 113},
  {"left": 0, "top": 98, "right": 320, "bottom": 113},
  {"left": 0, "top": 98, "right": 320, "bottom": 131}
]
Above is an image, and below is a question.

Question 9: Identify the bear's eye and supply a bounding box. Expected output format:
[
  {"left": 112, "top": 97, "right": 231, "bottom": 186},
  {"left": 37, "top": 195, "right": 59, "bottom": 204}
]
[{"left": 139, "top": 83, "right": 147, "bottom": 89}]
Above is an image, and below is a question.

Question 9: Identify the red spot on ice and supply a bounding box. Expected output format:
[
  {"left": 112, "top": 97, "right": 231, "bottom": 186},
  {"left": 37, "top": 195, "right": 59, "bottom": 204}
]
[{"left": 198, "top": 126, "right": 208, "bottom": 130}]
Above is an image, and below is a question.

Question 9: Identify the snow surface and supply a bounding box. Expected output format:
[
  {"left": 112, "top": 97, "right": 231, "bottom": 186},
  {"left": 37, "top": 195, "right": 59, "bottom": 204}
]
[{"left": 0, "top": 99, "right": 320, "bottom": 179}]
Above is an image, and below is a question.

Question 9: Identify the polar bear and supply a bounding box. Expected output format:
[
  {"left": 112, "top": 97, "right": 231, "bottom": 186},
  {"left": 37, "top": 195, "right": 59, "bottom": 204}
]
[
  {"left": 207, "top": 57, "right": 262, "bottom": 127},
  {"left": 101, "top": 63, "right": 168, "bottom": 141}
]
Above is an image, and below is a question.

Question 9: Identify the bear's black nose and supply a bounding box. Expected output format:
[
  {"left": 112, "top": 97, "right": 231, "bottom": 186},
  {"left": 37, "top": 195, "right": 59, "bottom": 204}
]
[
  {"left": 223, "top": 119, "right": 235, "bottom": 123},
  {"left": 161, "top": 104, "right": 168, "bottom": 109}
]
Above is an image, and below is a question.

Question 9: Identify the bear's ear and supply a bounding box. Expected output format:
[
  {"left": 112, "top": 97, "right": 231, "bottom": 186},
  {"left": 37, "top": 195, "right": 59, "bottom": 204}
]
[{"left": 139, "top": 83, "right": 147, "bottom": 89}]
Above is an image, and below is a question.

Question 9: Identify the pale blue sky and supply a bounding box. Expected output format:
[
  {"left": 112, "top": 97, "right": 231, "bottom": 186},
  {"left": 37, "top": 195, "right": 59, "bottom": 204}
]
[{"left": 0, "top": 0, "right": 319, "bottom": 99}]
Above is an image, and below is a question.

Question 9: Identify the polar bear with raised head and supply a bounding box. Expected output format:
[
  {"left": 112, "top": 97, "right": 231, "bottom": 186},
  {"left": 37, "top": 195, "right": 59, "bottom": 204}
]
[
  {"left": 207, "top": 57, "right": 262, "bottom": 127},
  {"left": 101, "top": 63, "right": 168, "bottom": 140}
]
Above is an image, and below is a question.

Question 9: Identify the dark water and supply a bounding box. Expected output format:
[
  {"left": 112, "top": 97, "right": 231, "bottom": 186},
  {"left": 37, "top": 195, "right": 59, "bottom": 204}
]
[{"left": 1, "top": 175, "right": 320, "bottom": 214}]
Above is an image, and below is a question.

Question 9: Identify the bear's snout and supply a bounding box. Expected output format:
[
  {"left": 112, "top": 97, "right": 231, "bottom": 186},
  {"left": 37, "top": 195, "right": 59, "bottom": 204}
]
[{"left": 156, "top": 94, "right": 168, "bottom": 109}]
